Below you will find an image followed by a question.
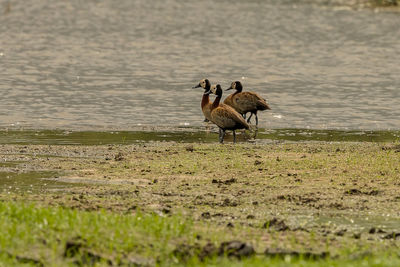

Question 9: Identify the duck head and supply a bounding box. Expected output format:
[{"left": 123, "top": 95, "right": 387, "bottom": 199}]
[
  {"left": 226, "top": 81, "right": 243, "bottom": 92},
  {"left": 193, "top": 79, "right": 211, "bottom": 93},
  {"left": 210, "top": 84, "right": 223, "bottom": 97}
]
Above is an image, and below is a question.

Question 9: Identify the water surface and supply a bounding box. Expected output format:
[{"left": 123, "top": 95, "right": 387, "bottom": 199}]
[
  {"left": 0, "top": 170, "right": 73, "bottom": 193},
  {"left": 1, "top": 0, "right": 399, "bottom": 130}
]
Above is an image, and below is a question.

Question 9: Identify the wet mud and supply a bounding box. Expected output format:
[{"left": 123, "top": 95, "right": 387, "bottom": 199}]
[
  {"left": 0, "top": 141, "right": 400, "bottom": 260},
  {"left": 1, "top": 128, "right": 399, "bottom": 145}
]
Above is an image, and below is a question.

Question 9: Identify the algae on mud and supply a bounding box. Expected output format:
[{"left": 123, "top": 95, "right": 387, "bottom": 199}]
[
  {"left": 0, "top": 140, "right": 400, "bottom": 265},
  {"left": 0, "top": 128, "right": 399, "bottom": 145}
]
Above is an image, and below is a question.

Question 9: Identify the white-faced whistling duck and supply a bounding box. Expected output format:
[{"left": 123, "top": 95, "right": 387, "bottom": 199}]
[
  {"left": 193, "top": 79, "right": 212, "bottom": 122},
  {"left": 209, "top": 84, "right": 249, "bottom": 143},
  {"left": 224, "top": 81, "right": 271, "bottom": 126}
]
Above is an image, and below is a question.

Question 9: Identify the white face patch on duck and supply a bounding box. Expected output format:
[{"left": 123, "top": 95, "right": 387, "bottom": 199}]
[
  {"left": 199, "top": 78, "right": 211, "bottom": 89},
  {"left": 199, "top": 79, "right": 207, "bottom": 89},
  {"left": 210, "top": 84, "right": 218, "bottom": 94},
  {"left": 211, "top": 84, "right": 223, "bottom": 96}
]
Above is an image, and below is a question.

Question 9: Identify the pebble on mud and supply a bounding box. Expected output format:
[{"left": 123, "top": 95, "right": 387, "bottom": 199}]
[
  {"left": 212, "top": 178, "right": 236, "bottom": 185},
  {"left": 334, "top": 229, "right": 347, "bottom": 236},
  {"left": 185, "top": 145, "right": 194, "bottom": 152},
  {"left": 368, "top": 227, "right": 386, "bottom": 234},
  {"left": 218, "top": 241, "right": 255, "bottom": 258},
  {"left": 264, "top": 248, "right": 329, "bottom": 259},
  {"left": 114, "top": 152, "right": 124, "bottom": 161},
  {"left": 173, "top": 241, "right": 255, "bottom": 261},
  {"left": 353, "top": 233, "right": 361, "bottom": 239},
  {"left": 382, "top": 232, "right": 400, "bottom": 240},
  {"left": 263, "top": 218, "right": 290, "bottom": 231},
  {"left": 201, "top": 212, "right": 211, "bottom": 219},
  {"left": 64, "top": 236, "right": 113, "bottom": 265}
]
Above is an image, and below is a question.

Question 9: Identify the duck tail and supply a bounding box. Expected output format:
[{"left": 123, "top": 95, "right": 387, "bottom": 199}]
[{"left": 258, "top": 99, "right": 271, "bottom": 110}]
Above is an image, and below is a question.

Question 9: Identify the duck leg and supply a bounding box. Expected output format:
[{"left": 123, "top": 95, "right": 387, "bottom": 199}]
[
  {"left": 247, "top": 113, "right": 253, "bottom": 124},
  {"left": 255, "top": 111, "right": 258, "bottom": 126},
  {"left": 219, "top": 129, "right": 226, "bottom": 144},
  {"left": 233, "top": 130, "right": 236, "bottom": 143},
  {"left": 253, "top": 128, "right": 258, "bottom": 139}
]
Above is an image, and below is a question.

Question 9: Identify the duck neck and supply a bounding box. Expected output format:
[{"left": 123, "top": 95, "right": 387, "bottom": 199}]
[
  {"left": 201, "top": 84, "right": 211, "bottom": 108},
  {"left": 212, "top": 94, "right": 221, "bottom": 109},
  {"left": 201, "top": 93, "right": 210, "bottom": 109}
]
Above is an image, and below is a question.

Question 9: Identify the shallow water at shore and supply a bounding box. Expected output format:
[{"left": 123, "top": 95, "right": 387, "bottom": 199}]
[
  {"left": 0, "top": 170, "right": 73, "bottom": 193},
  {"left": 0, "top": 128, "right": 399, "bottom": 145}
]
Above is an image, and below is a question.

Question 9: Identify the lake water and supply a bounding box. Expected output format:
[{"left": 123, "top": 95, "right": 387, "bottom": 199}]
[{"left": 1, "top": 0, "right": 399, "bottom": 131}]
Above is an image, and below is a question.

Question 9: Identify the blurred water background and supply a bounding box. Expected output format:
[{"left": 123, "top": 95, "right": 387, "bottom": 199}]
[{"left": 1, "top": 0, "right": 399, "bottom": 131}]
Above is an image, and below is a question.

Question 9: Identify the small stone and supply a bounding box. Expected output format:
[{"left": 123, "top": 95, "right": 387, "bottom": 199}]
[
  {"left": 218, "top": 241, "right": 255, "bottom": 258},
  {"left": 353, "top": 233, "right": 361, "bottom": 239},
  {"left": 185, "top": 145, "right": 194, "bottom": 152},
  {"left": 263, "top": 218, "right": 289, "bottom": 231},
  {"left": 334, "top": 229, "right": 347, "bottom": 236},
  {"left": 201, "top": 212, "right": 211, "bottom": 219}
]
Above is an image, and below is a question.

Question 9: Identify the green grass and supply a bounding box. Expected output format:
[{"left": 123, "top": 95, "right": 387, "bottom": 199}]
[
  {"left": 1, "top": 201, "right": 400, "bottom": 266},
  {"left": 0, "top": 201, "right": 195, "bottom": 266}
]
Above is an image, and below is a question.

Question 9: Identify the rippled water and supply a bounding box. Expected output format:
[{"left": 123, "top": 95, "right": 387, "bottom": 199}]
[
  {"left": 1, "top": 0, "right": 399, "bottom": 130},
  {"left": 0, "top": 170, "right": 72, "bottom": 193}
]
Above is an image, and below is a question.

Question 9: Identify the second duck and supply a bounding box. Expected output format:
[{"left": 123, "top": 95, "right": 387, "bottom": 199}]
[
  {"left": 208, "top": 84, "right": 249, "bottom": 143},
  {"left": 224, "top": 81, "right": 271, "bottom": 126}
]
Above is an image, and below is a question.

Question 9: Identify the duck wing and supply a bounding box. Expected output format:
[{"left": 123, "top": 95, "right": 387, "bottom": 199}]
[
  {"left": 211, "top": 104, "right": 249, "bottom": 130},
  {"left": 234, "top": 92, "right": 270, "bottom": 112}
]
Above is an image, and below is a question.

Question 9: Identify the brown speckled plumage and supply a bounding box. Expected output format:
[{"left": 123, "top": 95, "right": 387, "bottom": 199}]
[
  {"left": 224, "top": 81, "right": 270, "bottom": 126},
  {"left": 209, "top": 84, "right": 249, "bottom": 143},
  {"left": 211, "top": 104, "right": 249, "bottom": 131}
]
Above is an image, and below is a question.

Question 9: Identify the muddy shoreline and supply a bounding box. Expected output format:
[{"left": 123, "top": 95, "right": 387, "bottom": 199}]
[
  {"left": 1, "top": 128, "right": 399, "bottom": 145},
  {"left": 1, "top": 141, "right": 399, "bottom": 264}
]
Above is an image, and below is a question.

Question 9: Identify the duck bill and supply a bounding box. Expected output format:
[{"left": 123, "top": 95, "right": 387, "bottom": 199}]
[
  {"left": 225, "top": 87, "right": 233, "bottom": 91},
  {"left": 192, "top": 84, "right": 201, "bottom": 89}
]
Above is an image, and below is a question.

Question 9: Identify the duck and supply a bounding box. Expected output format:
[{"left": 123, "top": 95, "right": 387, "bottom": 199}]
[
  {"left": 209, "top": 84, "right": 250, "bottom": 143},
  {"left": 193, "top": 79, "right": 212, "bottom": 122},
  {"left": 224, "top": 81, "right": 271, "bottom": 126}
]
